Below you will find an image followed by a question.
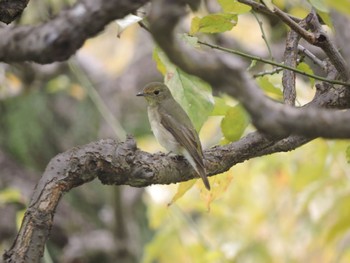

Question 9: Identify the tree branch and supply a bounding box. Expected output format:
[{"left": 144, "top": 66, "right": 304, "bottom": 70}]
[
  {"left": 0, "top": 128, "right": 303, "bottom": 262},
  {"left": 0, "top": 0, "right": 149, "bottom": 63},
  {"left": 197, "top": 40, "right": 349, "bottom": 87},
  {"left": 238, "top": 2, "right": 350, "bottom": 81},
  {"left": 148, "top": 0, "right": 350, "bottom": 138},
  {"left": 0, "top": 0, "right": 29, "bottom": 24},
  {"left": 4, "top": 69, "right": 348, "bottom": 261},
  {"left": 282, "top": 19, "right": 307, "bottom": 105}
]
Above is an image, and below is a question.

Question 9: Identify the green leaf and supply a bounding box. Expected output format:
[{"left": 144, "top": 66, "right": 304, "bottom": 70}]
[
  {"left": 261, "top": 0, "right": 275, "bottom": 11},
  {"left": 179, "top": 34, "right": 200, "bottom": 48},
  {"left": 346, "top": 146, "right": 350, "bottom": 163},
  {"left": 192, "top": 13, "right": 237, "bottom": 34},
  {"left": 326, "top": 0, "right": 350, "bottom": 16},
  {"left": 211, "top": 97, "right": 231, "bottom": 116},
  {"left": 153, "top": 47, "right": 214, "bottom": 131},
  {"left": 217, "top": 0, "right": 252, "bottom": 14},
  {"left": 297, "top": 62, "right": 315, "bottom": 87},
  {"left": 256, "top": 76, "right": 283, "bottom": 99},
  {"left": 190, "top": 16, "right": 200, "bottom": 35},
  {"left": 325, "top": 195, "right": 350, "bottom": 242},
  {"left": 152, "top": 48, "right": 167, "bottom": 75},
  {"left": 221, "top": 104, "right": 249, "bottom": 142},
  {"left": 168, "top": 179, "right": 197, "bottom": 206},
  {"left": 309, "top": 0, "right": 329, "bottom": 13},
  {"left": 0, "top": 188, "right": 22, "bottom": 204}
]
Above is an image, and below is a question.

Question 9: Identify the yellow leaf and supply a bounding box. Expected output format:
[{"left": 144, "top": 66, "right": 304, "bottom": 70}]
[
  {"left": 200, "top": 169, "right": 234, "bottom": 211},
  {"left": 0, "top": 188, "right": 22, "bottom": 204},
  {"left": 190, "top": 16, "right": 200, "bottom": 35},
  {"left": 16, "top": 209, "right": 26, "bottom": 230},
  {"left": 168, "top": 179, "right": 197, "bottom": 206}
]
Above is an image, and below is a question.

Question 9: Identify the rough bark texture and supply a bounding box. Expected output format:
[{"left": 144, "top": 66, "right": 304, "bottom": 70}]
[
  {"left": 0, "top": 0, "right": 148, "bottom": 63},
  {"left": 0, "top": 0, "right": 29, "bottom": 24},
  {"left": 2, "top": 0, "right": 350, "bottom": 262}
]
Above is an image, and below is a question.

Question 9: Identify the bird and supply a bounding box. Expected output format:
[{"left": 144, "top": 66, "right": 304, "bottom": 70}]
[{"left": 137, "top": 82, "right": 210, "bottom": 190}]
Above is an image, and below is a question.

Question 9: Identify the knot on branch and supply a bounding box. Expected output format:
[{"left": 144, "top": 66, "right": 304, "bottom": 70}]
[{"left": 97, "top": 135, "right": 146, "bottom": 186}]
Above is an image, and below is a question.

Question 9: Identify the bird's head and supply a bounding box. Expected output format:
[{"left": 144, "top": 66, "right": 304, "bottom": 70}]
[{"left": 137, "top": 82, "right": 172, "bottom": 105}]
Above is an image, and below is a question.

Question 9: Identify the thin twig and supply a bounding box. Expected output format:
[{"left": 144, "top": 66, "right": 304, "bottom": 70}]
[
  {"left": 252, "top": 11, "right": 273, "bottom": 60},
  {"left": 253, "top": 67, "right": 284, "bottom": 78},
  {"left": 197, "top": 39, "right": 350, "bottom": 87},
  {"left": 298, "top": 44, "right": 326, "bottom": 70},
  {"left": 238, "top": 0, "right": 301, "bottom": 22}
]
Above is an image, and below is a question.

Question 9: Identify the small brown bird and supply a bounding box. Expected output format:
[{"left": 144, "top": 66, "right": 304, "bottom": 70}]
[{"left": 137, "top": 82, "right": 210, "bottom": 190}]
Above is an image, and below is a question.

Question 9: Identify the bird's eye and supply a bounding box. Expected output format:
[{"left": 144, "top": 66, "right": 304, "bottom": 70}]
[{"left": 154, "top": 90, "right": 160, "bottom": 95}]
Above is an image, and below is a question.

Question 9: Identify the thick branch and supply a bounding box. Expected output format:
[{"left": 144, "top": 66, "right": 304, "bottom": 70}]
[
  {"left": 148, "top": 0, "right": 350, "bottom": 138},
  {"left": 0, "top": 0, "right": 29, "bottom": 24},
  {"left": 4, "top": 75, "right": 348, "bottom": 261},
  {"left": 1, "top": 127, "right": 309, "bottom": 262},
  {"left": 0, "top": 0, "right": 149, "bottom": 63},
  {"left": 4, "top": 72, "right": 347, "bottom": 262},
  {"left": 282, "top": 19, "right": 306, "bottom": 105}
]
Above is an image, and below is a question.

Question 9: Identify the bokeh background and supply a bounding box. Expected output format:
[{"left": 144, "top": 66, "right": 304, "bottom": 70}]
[{"left": 1, "top": 0, "right": 350, "bottom": 262}]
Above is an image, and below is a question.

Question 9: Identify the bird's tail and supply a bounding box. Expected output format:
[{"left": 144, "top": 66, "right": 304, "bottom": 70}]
[
  {"left": 183, "top": 151, "right": 211, "bottom": 190},
  {"left": 198, "top": 167, "right": 210, "bottom": 190}
]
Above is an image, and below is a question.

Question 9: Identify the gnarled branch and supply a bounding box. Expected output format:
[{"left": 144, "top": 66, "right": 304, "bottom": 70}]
[
  {"left": 148, "top": 0, "right": 350, "bottom": 138},
  {"left": 0, "top": 0, "right": 149, "bottom": 63},
  {"left": 0, "top": 0, "right": 29, "bottom": 24}
]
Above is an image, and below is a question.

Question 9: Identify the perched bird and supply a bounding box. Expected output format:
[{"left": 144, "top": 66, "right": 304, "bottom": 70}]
[{"left": 137, "top": 82, "right": 210, "bottom": 190}]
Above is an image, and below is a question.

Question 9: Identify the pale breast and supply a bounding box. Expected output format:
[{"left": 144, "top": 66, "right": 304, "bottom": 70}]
[{"left": 148, "top": 106, "right": 182, "bottom": 153}]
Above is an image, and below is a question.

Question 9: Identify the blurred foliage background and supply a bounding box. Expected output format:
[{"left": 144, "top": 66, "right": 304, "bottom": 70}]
[{"left": 1, "top": 0, "right": 350, "bottom": 262}]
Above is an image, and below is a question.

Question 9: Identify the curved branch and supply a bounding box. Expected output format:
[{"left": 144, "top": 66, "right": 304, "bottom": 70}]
[
  {"left": 148, "top": 0, "right": 350, "bottom": 139},
  {"left": 0, "top": 128, "right": 302, "bottom": 262},
  {"left": 0, "top": 0, "right": 149, "bottom": 63},
  {"left": 4, "top": 74, "right": 347, "bottom": 261},
  {"left": 3, "top": 76, "right": 348, "bottom": 261},
  {"left": 0, "top": 0, "right": 29, "bottom": 24}
]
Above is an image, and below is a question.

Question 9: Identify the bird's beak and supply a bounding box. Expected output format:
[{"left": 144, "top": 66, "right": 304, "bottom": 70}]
[{"left": 136, "top": 92, "right": 144, "bottom": 97}]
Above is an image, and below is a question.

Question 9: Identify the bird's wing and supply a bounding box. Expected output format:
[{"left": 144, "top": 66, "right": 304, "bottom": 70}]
[{"left": 160, "top": 111, "right": 210, "bottom": 190}]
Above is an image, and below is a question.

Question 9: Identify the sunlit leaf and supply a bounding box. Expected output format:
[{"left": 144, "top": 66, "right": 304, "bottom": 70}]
[
  {"left": 200, "top": 169, "right": 234, "bottom": 211},
  {"left": 326, "top": 0, "right": 350, "bottom": 16},
  {"left": 261, "top": 0, "right": 275, "bottom": 11},
  {"left": 346, "top": 146, "right": 350, "bottom": 163},
  {"left": 256, "top": 76, "right": 283, "bottom": 100},
  {"left": 16, "top": 209, "right": 26, "bottom": 230},
  {"left": 190, "top": 16, "right": 200, "bottom": 35},
  {"left": 153, "top": 47, "right": 214, "bottom": 131},
  {"left": 309, "top": 0, "right": 328, "bottom": 12},
  {"left": 221, "top": 104, "right": 249, "bottom": 142},
  {"left": 218, "top": 0, "right": 252, "bottom": 14},
  {"left": 152, "top": 48, "right": 167, "bottom": 75},
  {"left": 46, "top": 75, "right": 70, "bottom": 93},
  {"left": 168, "top": 179, "right": 197, "bottom": 206},
  {"left": 211, "top": 97, "right": 231, "bottom": 116},
  {"left": 0, "top": 188, "right": 22, "bottom": 204},
  {"left": 192, "top": 13, "right": 237, "bottom": 34},
  {"left": 325, "top": 195, "right": 350, "bottom": 242}
]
